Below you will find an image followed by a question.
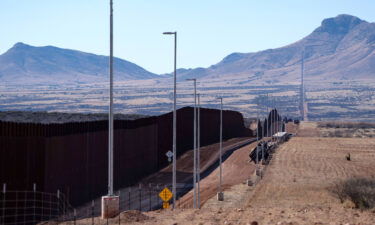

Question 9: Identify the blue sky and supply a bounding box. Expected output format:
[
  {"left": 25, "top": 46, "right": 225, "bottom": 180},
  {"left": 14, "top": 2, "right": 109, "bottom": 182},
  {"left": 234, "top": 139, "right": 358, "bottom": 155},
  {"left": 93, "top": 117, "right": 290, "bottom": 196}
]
[{"left": 1, "top": 0, "right": 374, "bottom": 74}]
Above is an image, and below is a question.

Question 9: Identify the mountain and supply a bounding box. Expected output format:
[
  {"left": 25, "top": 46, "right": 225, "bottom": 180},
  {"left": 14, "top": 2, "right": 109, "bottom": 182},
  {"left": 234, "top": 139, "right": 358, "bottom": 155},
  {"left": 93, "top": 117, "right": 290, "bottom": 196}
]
[
  {"left": 0, "top": 43, "right": 160, "bottom": 84},
  {"left": 177, "top": 14, "right": 375, "bottom": 83},
  {"left": 3, "top": 15, "right": 374, "bottom": 85}
]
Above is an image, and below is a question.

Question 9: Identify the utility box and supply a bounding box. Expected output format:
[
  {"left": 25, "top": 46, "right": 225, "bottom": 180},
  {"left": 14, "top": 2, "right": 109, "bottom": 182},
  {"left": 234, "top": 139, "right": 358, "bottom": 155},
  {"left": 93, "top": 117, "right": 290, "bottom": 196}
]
[
  {"left": 217, "top": 192, "right": 224, "bottom": 201},
  {"left": 101, "top": 195, "right": 119, "bottom": 219}
]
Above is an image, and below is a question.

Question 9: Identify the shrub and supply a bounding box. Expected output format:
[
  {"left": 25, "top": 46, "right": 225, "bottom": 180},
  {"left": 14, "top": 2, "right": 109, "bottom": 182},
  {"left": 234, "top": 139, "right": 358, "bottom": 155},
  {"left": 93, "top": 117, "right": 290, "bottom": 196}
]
[
  {"left": 318, "top": 122, "right": 375, "bottom": 129},
  {"left": 332, "top": 178, "right": 375, "bottom": 209}
]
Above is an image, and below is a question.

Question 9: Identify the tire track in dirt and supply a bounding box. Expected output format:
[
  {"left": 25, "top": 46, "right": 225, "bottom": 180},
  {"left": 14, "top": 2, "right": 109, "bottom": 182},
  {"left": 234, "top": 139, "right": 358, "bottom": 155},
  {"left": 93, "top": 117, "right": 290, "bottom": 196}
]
[{"left": 247, "top": 136, "right": 375, "bottom": 210}]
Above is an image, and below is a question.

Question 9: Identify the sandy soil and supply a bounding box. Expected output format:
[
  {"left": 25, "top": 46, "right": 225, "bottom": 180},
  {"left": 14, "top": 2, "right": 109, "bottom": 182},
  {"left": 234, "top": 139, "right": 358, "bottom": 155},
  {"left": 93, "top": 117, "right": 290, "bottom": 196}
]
[
  {"left": 62, "top": 122, "right": 375, "bottom": 225},
  {"left": 177, "top": 141, "right": 257, "bottom": 208}
]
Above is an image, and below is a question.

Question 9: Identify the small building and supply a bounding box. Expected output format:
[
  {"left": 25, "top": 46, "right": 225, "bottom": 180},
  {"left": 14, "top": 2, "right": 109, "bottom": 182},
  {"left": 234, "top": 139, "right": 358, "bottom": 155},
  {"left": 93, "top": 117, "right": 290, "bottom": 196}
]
[{"left": 273, "top": 131, "right": 288, "bottom": 142}]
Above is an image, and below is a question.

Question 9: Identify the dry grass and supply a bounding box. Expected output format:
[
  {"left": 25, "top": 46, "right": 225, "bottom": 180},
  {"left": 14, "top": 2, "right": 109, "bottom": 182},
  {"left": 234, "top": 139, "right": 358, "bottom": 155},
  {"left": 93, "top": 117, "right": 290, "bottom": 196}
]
[
  {"left": 332, "top": 178, "right": 375, "bottom": 209},
  {"left": 318, "top": 122, "right": 375, "bottom": 129},
  {"left": 316, "top": 122, "right": 375, "bottom": 138}
]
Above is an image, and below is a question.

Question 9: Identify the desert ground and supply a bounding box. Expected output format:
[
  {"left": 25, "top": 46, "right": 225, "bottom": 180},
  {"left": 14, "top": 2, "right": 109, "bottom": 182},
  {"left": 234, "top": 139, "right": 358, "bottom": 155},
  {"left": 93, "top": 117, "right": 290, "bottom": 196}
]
[
  {"left": 2, "top": 79, "right": 375, "bottom": 121},
  {"left": 59, "top": 122, "right": 375, "bottom": 225}
]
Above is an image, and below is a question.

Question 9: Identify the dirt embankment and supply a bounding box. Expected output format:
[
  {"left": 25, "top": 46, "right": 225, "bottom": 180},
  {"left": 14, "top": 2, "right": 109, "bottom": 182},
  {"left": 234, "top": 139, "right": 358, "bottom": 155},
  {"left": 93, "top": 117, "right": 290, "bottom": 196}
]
[
  {"left": 140, "top": 137, "right": 253, "bottom": 186},
  {"left": 177, "top": 141, "right": 257, "bottom": 208}
]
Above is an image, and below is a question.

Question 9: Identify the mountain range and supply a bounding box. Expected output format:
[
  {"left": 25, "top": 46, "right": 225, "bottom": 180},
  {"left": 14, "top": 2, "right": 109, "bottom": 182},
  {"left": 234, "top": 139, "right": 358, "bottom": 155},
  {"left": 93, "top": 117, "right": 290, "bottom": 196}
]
[
  {"left": 1, "top": 14, "right": 375, "bottom": 85},
  {"left": 176, "top": 14, "right": 375, "bottom": 83},
  {"left": 0, "top": 43, "right": 160, "bottom": 84}
]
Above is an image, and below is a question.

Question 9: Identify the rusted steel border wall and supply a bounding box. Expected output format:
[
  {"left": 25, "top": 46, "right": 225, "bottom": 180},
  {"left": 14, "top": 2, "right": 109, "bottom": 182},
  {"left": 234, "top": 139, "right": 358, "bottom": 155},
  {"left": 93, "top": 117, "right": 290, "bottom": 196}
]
[{"left": 0, "top": 107, "right": 252, "bottom": 206}]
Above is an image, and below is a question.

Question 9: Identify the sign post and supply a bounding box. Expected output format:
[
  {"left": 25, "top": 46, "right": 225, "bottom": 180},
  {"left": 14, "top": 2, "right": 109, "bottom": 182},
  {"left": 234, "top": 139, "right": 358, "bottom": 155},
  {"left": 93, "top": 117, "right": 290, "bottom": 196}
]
[
  {"left": 159, "top": 187, "right": 173, "bottom": 209},
  {"left": 166, "top": 151, "right": 173, "bottom": 163}
]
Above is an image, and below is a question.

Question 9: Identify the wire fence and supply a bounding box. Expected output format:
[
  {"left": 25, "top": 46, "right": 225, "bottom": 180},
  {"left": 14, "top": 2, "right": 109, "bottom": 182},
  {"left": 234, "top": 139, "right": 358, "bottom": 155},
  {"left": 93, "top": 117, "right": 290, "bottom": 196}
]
[
  {"left": 0, "top": 183, "right": 194, "bottom": 224},
  {"left": 73, "top": 183, "right": 194, "bottom": 219},
  {"left": 0, "top": 187, "right": 73, "bottom": 225}
]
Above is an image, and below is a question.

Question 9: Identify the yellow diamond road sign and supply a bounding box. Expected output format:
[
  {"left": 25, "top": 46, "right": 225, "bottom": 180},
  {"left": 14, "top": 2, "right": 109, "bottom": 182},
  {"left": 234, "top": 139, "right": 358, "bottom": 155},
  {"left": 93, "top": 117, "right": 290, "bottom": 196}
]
[{"left": 159, "top": 187, "right": 173, "bottom": 202}]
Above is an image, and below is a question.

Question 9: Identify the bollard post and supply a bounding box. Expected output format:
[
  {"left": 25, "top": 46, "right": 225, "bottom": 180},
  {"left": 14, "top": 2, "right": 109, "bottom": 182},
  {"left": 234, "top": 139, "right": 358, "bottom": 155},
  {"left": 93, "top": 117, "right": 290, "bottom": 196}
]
[
  {"left": 118, "top": 190, "right": 121, "bottom": 225},
  {"left": 15, "top": 191, "right": 18, "bottom": 223},
  {"left": 149, "top": 184, "right": 152, "bottom": 211},
  {"left": 2, "top": 183, "right": 6, "bottom": 225},
  {"left": 128, "top": 188, "right": 131, "bottom": 210},
  {"left": 156, "top": 184, "right": 160, "bottom": 209},
  {"left": 74, "top": 208, "right": 76, "bottom": 225},
  {"left": 41, "top": 190, "right": 43, "bottom": 222},
  {"left": 49, "top": 194, "right": 52, "bottom": 222},
  {"left": 57, "top": 190, "right": 60, "bottom": 223},
  {"left": 139, "top": 184, "right": 142, "bottom": 211},
  {"left": 33, "top": 183, "right": 36, "bottom": 224},
  {"left": 91, "top": 200, "right": 94, "bottom": 225},
  {"left": 106, "top": 204, "right": 109, "bottom": 225},
  {"left": 24, "top": 190, "right": 27, "bottom": 224}
]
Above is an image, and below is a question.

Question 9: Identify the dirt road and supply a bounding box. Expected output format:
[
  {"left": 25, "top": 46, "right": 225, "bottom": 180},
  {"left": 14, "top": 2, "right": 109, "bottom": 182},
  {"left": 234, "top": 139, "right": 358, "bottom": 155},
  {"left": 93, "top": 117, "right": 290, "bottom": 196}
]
[{"left": 177, "top": 141, "right": 257, "bottom": 208}]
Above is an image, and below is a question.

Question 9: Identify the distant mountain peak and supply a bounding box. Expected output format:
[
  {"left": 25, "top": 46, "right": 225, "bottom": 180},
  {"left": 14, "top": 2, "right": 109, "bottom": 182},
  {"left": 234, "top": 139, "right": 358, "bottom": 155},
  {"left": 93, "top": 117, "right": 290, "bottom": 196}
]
[
  {"left": 221, "top": 53, "right": 245, "bottom": 64},
  {"left": 14, "top": 42, "right": 28, "bottom": 47},
  {"left": 11, "top": 42, "right": 32, "bottom": 50},
  {"left": 314, "top": 14, "right": 365, "bottom": 35}
]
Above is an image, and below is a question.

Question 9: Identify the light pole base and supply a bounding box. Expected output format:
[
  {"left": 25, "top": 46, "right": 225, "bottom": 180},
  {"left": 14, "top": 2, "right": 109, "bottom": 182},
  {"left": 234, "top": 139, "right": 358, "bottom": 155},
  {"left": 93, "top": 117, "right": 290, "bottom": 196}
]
[
  {"left": 101, "top": 195, "right": 119, "bottom": 219},
  {"left": 217, "top": 192, "right": 224, "bottom": 201}
]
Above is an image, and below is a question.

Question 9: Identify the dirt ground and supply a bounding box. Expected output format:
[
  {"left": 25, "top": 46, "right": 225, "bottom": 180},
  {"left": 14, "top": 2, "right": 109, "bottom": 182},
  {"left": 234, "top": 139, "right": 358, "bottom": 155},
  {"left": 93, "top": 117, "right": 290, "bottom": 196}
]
[
  {"left": 65, "top": 122, "right": 375, "bottom": 225},
  {"left": 177, "top": 141, "right": 257, "bottom": 208},
  {"left": 140, "top": 137, "right": 253, "bottom": 188}
]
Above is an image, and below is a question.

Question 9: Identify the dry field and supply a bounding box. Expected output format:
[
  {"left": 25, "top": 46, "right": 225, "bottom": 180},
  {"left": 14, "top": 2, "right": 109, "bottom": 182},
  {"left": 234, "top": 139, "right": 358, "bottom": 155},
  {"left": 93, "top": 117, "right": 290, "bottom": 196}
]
[
  {"left": 60, "top": 122, "right": 375, "bottom": 224},
  {"left": 3, "top": 79, "right": 375, "bottom": 120}
]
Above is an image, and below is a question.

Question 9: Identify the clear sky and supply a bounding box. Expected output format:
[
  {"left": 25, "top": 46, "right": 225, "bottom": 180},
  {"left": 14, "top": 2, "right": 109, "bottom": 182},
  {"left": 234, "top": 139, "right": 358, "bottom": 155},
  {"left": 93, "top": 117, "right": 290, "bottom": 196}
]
[{"left": 1, "top": 0, "right": 374, "bottom": 74}]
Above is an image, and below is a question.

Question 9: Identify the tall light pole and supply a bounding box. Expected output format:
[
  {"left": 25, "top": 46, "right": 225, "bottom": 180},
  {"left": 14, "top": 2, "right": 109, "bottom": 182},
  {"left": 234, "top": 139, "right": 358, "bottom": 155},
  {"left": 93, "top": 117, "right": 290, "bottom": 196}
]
[
  {"left": 256, "top": 100, "right": 259, "bottom": 141},
  {"left": 256, "top": 101, "right": 260, "bottom": 165},
  {"left": 186, "top": 78, "right": 197, "bottom": 208},
  {"left": 197, "top": 93, "right": 201, "bottom": 208},
  {"left": 266, "top": 93, "right": 269, "bottom": 137},
  {"left": 301, "top": 48, "right": 305, "bottom": 121},
  {"left": 108, "top": 0, "right": 114, "bottom": 197},
  {"left": 217, "top": 97, "right": 224, "bottom": 201},
  {"left": 163, "top": 31, "right": 177, "bottom": 208},
  {"left": 271, "top": 95, "right": 274, "bottom": 136},
  {"left": 274, "top": 98, "right": 277, "bottom": 134},
  {"left": 272, "top": 96, "right": 277, "bottom": 134},
  {"left": 102, "top": 0, "right": 119, "bottom": 219}
]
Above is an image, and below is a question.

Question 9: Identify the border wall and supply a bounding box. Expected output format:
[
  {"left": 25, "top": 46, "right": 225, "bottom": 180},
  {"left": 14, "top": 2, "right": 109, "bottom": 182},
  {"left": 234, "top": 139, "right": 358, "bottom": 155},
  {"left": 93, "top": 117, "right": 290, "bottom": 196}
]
[{"left": 0, "top": 107, "right": 252, "bottom": 207}]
